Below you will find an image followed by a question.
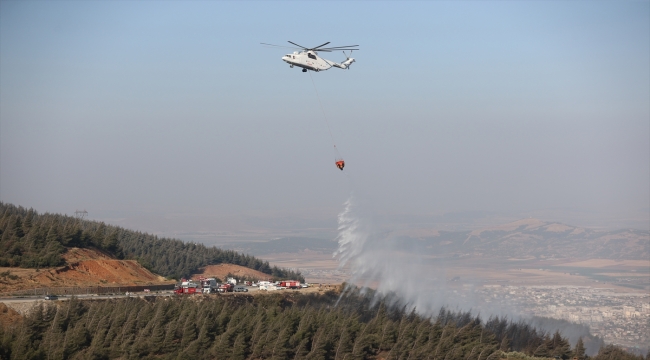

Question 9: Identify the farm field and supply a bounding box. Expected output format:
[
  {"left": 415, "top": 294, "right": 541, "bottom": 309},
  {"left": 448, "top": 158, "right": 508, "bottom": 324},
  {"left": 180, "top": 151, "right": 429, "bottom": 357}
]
[
  {"left": 261, "top": 251, "right": 347, "bottom": 284},
  {"left": 261, "top": 251, "right": 649, "bottom": 294}
]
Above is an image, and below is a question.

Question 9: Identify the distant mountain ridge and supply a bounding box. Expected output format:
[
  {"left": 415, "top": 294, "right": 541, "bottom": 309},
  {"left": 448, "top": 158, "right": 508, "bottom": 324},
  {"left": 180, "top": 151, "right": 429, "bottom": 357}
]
[
  {"left": 226, "top": 219, "right": 649, "bottom": 260},
  {"left": 424, "top": 218, "right": 649, "bottom": 259},
  {"left": 225, "top": 237, "right": 340, "bottom": 256}
]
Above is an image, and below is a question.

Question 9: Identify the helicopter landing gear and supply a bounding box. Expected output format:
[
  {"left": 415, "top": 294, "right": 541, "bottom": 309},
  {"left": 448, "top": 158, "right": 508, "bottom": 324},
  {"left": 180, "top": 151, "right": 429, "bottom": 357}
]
[{"left": 302, "top": 68, "right": 307, "bottom": 72}]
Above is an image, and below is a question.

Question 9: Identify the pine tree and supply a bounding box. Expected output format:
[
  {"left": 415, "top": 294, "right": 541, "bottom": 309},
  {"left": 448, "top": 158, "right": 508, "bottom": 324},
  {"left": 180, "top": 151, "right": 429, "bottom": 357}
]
[
  {"left": 11, "top": 216, "right": 24, "bottom": 239},
  {"left": 62, "top": 224, "right": 82, "bottom": 247},
  {"left": 592, "top": 344, "right": 644, "bottom": 360},
  {"left": 351, "top": 328, "right": 380, "bottom": 359},
  {"left": 550, "top": 330, "right": 571, "bottom": 359},
  {"left": 63, "top": 321, "right": 90, "bottom": 358},
  {"left": 499, "top": 336, "right": 510, "bottom": 352},
  {"left": 45, "top": 224, "right": 60, "bottom": 244},
  {"left": 534, "top": 342, "right": 551, "bottom": 358},
  {"left": 88, "top": 314, "right": 110, "bottom": 359},
  {"left": 161, "top": 318, "right": 179, "bottom": 354},
  {"left": 22, "top": 210, "right": 34, "bottom": 233},
  {"left": 573, "top": 336, "right": 586, "bottom": 360},
  {"left": 231, "top": 332, "right": 248, "bottom": 360},
  {"left": 148, "top": 323, "right": 166, "bottom": 354},
  {"left": 102, "top": 230, "right": 119, "bottom": 253},
  {"left": 270, "top": 326, "right": 292, "bottom": 360},
  {"left": 180, "top": 314, "right": 197, "bottom": 349}
]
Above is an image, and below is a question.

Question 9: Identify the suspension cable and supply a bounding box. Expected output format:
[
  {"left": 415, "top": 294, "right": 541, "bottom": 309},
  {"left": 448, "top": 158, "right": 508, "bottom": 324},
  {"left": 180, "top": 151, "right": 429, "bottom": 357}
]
[{"left": 309, "top": 71, "right": 342, "bottom": 158}]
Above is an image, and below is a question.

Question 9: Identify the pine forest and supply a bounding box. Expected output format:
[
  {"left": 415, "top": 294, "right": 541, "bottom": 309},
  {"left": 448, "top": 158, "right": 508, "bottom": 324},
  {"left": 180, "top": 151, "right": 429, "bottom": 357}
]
[
  {"left": 0, "top": 202, "right": 303, "bottom": 281},
  {"left": 3, "top": 288, "right": 646, "bottom": 360}
]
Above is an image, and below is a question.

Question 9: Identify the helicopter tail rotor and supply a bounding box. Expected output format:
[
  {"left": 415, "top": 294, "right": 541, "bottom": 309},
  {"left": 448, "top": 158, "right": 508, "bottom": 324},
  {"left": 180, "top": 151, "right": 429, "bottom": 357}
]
[{"left": 341, "top": 50, "right": 355, "bottom": 69}]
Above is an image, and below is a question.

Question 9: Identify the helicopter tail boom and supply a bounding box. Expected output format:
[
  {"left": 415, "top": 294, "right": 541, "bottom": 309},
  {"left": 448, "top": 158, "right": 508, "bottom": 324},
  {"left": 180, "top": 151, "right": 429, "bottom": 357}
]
[{"left": 332, "top": 57, "right": 355, "bottom": 69}]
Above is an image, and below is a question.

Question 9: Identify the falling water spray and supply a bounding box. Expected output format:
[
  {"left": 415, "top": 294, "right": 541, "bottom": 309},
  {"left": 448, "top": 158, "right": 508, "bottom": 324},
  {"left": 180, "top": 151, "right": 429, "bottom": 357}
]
[
  {"left": 332, "top": 194, "right": 605, "bottom": 354},
  {"left": 333, "top": 194, "right": 457, "bottom": 316}
]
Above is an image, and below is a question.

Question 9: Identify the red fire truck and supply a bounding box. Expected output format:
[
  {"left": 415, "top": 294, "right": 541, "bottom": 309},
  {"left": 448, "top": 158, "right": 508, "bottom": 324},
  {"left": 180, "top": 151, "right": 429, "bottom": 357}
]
[
  {"left": 174, "top": 280, "right": 201, "bottom": 295},
  {"left": 218, "top": 283, "right": 233, "bottom": 293},
  {"left": 278, "top": 280, "right": 301, "bottom": 289}
]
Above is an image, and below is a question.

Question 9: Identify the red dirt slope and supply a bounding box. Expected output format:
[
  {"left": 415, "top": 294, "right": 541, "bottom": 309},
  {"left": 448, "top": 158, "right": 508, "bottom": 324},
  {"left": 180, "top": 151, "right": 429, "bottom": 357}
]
[
  {"left": 0, "top": 303, "right": 22, "bottom": 327},
  {"left": 191, "top": 264, "right": 273, "bottom": 281},
  {"left": 0, "top": 248, "right": 172, "bottom": 294}
]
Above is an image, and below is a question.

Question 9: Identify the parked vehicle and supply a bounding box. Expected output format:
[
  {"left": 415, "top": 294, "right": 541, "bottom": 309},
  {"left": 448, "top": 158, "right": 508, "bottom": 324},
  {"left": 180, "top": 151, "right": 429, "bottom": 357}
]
[
  {"left": 174, "top": 280, "right": 201, "bottom": 295},
  {"left": 279, "top": 280, "right": 301, "bottom": 289},
  {"left": 234, "top": 285, "right": 248, "bottom": 292},
  {"left": 200, "top": 278, "right": 219, "bottom": 294},
  {"left": 218, "top": 283, "right": 233, "bottom": 293}
]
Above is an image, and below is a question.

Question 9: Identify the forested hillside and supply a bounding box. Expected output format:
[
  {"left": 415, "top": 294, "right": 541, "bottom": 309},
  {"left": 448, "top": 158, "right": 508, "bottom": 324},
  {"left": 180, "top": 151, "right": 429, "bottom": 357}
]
[
  {"left": 0, "top": 203, "right": 303, "bottom": 281},
  {"left": 1, "top": 289, "right": 644, "bottom": 360}
]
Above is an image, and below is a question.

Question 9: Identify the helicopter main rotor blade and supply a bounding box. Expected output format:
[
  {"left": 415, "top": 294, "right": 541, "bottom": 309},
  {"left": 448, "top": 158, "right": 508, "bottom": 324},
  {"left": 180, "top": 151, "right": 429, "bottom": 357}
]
[
  {"left": 318, "top": 48, "right": 359, "bottom": 52},
  {"left": 288, "top": 41, "right": 309, "bottom": 50},
  {"left": 260, "top": 43, "right": 301, "bottom": 49},
  {"left": 318, "top": 45, "right": 359, "bottom": 49},
  {"left": 312, "top": 42, "right": 331, "bottom": 49}
]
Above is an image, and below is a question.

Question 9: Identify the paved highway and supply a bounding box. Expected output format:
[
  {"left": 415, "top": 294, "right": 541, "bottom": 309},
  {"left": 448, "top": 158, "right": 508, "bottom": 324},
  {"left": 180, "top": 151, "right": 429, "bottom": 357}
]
[
  {"left": 0, "top": 287, "right": 266, "bottom": 305},
  {"left": 0, "top": 291, "right": 178, "bottom": 305},
  {"left": 0, "top": 286, "right": 323, "bottom": 309}
]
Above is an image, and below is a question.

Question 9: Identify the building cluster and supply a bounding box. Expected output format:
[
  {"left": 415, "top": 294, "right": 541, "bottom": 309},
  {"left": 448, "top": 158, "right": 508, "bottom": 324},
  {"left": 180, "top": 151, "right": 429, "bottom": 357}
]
[{"left": 476, "top": 285, "right": 649, "bottom": 350}]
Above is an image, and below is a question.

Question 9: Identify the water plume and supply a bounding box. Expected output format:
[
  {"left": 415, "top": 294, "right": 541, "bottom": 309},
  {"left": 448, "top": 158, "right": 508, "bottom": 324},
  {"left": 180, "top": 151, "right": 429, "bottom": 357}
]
[
  {"left": 334, "top": 193, "right": 454, "bottom": 316},
  {"left": 332, "top": 194, "right": 605, "bottom": 354}
]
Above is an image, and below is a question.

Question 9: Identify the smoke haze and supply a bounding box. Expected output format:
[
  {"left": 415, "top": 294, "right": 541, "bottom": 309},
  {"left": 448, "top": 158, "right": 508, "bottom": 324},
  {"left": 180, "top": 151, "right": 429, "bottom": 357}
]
[
  {"left": 336, "top": 194, "right": 473, "bottom": 315},
  {"left": 333, "top": 193, "right": 612, "bottom": 356},
  {"left": 1, "top": 1, "right": 648, "bottom": 232}
]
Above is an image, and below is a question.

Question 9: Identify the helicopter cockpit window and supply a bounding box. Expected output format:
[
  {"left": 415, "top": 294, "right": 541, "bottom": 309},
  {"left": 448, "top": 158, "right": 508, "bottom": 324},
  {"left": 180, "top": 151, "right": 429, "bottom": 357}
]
[{"left": 308, "top": 53, "right": 317, "bottom": 60}]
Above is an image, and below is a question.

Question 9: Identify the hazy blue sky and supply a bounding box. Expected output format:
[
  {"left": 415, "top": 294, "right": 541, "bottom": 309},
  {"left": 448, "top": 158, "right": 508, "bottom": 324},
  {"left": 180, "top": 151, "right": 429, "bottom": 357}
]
[{"left": 2, "top": 1, "right": 649, "bottom": 231}]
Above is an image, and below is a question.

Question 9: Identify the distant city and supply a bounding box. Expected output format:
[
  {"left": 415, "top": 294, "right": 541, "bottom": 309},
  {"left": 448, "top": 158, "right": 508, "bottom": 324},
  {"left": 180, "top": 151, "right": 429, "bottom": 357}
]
[
  {"left": 284, "top": 263, "right": 649, "bottom": 352},
  {"left": 477, "top": 285, "right": 649, "bottom": 351}
]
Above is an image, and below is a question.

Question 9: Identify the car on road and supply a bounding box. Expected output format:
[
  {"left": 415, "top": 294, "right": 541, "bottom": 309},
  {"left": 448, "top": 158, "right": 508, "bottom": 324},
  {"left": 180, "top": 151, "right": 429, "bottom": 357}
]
[
  {"left": 44, "top": 295, "right": 58, "bottom": 300},
  {"left": 233, "top": 285, "right": 248, "bottom": 292}
]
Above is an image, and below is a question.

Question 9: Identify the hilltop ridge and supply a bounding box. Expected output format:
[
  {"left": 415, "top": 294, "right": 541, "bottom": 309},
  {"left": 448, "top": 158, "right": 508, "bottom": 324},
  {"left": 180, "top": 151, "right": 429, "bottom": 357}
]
[{"left": 0, "top": 202, "right": 304, "bottom": 285}]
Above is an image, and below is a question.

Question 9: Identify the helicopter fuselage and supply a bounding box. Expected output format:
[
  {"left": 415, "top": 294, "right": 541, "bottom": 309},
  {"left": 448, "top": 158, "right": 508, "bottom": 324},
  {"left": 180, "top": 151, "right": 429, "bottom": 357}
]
[
  {"left": 282, "top": 51, "right": 333, "bottom": 72},
  {"left": 263, "top": 41, "right": 357, "bottom": 72}
]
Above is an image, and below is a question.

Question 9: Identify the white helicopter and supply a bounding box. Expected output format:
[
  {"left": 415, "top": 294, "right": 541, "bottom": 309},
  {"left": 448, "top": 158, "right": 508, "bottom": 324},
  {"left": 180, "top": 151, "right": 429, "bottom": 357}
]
[{"left": 261, "top": 41, "right": 359, "bottom": 72}]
